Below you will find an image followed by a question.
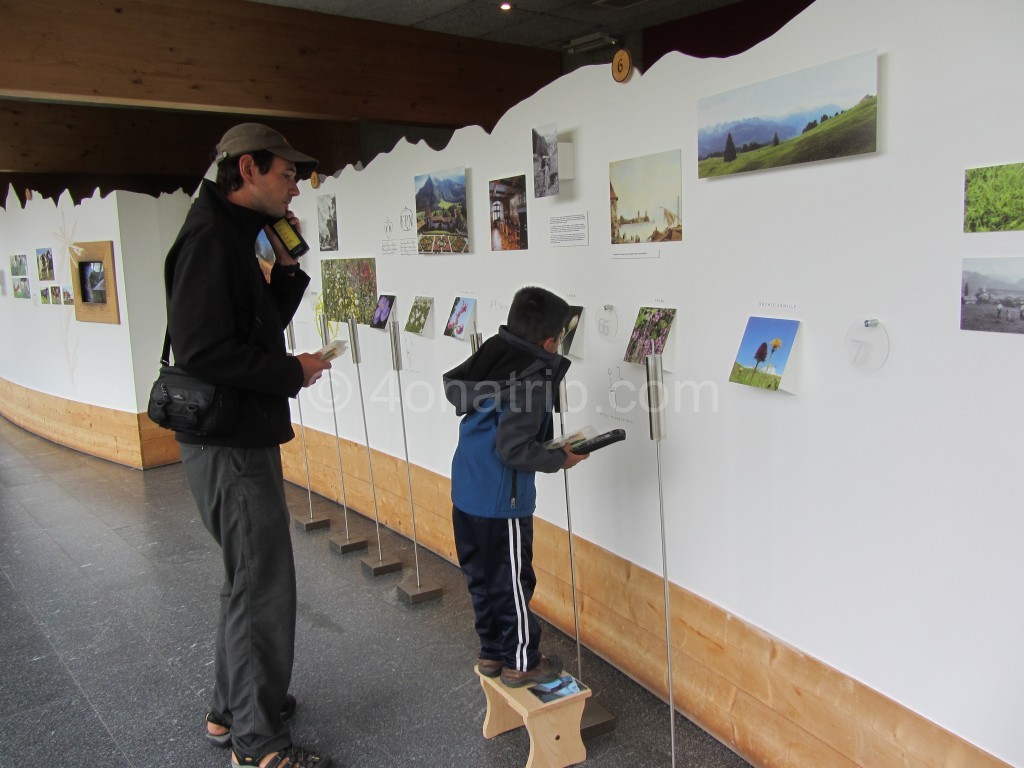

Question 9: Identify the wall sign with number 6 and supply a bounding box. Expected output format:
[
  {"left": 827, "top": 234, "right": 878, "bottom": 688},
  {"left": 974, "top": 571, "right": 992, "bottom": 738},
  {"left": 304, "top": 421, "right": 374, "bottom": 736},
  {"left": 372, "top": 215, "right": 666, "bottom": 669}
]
[
  {"left": 612, "top": 49, "right": 632, "bottom": 83},
  {"left": 597, "top": 304, "right": 618, "bottom": 341}
]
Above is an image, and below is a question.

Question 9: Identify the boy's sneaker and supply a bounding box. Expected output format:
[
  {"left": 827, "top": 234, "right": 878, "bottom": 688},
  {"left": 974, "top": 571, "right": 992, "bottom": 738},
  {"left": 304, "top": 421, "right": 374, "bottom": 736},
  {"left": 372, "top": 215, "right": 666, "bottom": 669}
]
[
  {"left": 500, "top": 654, "right": 563, "bottom": 688},
  {"left": 231, "top": 745, "right": 331, "bottom": 768},
  {"left": 478, "top": 658, "right": 503, "bottom": 678}
]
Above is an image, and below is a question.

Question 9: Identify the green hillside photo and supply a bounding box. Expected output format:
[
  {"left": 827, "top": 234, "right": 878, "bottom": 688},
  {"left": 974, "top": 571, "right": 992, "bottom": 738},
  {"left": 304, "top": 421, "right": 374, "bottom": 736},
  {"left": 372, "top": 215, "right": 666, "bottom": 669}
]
[{"left": 699, "top": 96, "right": 877, "bottom": 178}]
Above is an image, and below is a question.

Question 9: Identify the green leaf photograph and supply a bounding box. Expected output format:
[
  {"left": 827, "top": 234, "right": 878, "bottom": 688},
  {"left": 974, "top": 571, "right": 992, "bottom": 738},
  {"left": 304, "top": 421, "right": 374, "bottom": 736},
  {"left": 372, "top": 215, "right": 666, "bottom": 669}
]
[{"left": 964, "top": 162, "right": 1024, "bottom": 232}]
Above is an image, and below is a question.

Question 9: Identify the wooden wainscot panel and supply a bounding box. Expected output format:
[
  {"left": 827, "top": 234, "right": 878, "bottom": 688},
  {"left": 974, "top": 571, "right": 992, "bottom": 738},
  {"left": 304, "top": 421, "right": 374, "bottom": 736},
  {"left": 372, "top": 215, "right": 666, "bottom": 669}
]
[
  {"left": 731, "top": 688, "right": 861, "bottom": 768},
  {"left": 0, "top": 377, "right": 148, "bottom": 468},
  {"left": 277, "top": 421, "right": 1008, "bottom": 768},
  {"left": 137, "top": 413, "right": 180, "bottom": 467}
]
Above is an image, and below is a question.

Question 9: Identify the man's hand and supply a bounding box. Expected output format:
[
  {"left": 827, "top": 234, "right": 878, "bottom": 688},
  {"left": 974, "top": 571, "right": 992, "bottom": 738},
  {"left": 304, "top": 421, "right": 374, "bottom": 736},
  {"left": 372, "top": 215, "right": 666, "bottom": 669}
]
[
  {"left": 295, "top": 352, "right": 331, "bottom": 387},
  {"left": 265, "top": 211, "right": 302, "bottom": 266},
  {"left": 561, "top": 445, "right": 589, "bottom": 469}
]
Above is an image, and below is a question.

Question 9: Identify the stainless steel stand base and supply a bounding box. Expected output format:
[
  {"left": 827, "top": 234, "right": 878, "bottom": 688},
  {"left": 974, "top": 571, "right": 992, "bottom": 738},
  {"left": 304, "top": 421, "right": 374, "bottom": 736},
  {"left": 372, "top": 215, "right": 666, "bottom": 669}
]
[
  {"left": 396, "top": 576, "right": 443, "bottom": 604},
  {"left": 329, "top": 533, "right": 369, "bottom": 554},
  {"left": 581, "top": 698, "right": 617, "bottom": 739},
  {"left": 360, "top": 555, "right": 403, "bottom": 576}
]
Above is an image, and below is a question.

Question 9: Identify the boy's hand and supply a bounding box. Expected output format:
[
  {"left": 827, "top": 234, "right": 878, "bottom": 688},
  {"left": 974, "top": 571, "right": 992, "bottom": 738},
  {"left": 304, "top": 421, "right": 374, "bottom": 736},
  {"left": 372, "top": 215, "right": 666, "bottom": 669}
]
[{"left": 561, "top": 445, "right": 589, "bottom": 469}]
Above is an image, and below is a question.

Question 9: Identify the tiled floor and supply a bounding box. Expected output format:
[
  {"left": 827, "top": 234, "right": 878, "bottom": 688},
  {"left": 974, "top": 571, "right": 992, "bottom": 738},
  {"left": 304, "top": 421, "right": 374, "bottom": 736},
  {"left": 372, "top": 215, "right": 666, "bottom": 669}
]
[{"left": 0, "top": 415, "right": 751, "bottom": 768}]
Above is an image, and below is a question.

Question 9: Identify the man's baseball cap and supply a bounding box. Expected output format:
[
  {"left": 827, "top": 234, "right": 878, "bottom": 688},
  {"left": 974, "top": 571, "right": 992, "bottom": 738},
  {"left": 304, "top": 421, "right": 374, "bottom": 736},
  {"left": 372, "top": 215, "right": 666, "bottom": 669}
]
[{"left": 215, "top": 123, "right": 318, "bottom": 178}]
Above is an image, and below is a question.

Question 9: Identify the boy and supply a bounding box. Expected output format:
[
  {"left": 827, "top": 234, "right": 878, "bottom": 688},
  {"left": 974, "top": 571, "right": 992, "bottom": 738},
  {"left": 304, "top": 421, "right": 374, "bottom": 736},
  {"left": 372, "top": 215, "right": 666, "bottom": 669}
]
[{"left": 444, "top": 286, "right": 589, "bottom": 687}]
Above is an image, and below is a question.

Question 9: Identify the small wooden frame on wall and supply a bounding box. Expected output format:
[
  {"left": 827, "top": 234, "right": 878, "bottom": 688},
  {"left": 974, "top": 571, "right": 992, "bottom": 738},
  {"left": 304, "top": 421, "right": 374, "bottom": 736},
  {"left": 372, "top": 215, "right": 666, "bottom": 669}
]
[{"left": 70, "top": 240, "right": 120, "bottom": 324}]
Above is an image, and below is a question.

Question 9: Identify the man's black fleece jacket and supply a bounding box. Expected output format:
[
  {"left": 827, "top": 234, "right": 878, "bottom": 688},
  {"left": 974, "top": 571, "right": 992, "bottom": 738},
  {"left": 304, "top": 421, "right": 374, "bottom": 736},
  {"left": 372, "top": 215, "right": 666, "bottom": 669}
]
[{"left": 165, "top": 180, "right": 307, "bottom": 448}]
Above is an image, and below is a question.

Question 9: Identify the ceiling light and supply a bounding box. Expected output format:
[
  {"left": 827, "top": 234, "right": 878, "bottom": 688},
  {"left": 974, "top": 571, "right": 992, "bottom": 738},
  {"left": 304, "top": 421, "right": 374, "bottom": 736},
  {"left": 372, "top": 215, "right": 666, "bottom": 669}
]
[
  {"left": 500, "top": 2, "right": 511, "bottom": 9},
  {"left": 563, "top": 32, "right": 619, "bottom": 54}
]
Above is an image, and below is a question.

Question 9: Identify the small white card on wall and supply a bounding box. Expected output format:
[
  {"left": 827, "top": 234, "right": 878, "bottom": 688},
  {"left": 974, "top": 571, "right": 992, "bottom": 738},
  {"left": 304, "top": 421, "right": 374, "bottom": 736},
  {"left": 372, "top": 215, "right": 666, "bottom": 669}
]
[{"left": 550, "top": 212, "right": 589, "bottom": 247}]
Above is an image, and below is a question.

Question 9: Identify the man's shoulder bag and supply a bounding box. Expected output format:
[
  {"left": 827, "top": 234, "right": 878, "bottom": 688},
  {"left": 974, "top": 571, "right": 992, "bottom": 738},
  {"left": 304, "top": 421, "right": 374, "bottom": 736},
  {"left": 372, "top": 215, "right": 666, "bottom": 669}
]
[
  {"left": 147, "top": 332, "right": 239, "bottom": 437},
  {"left": 150, "top": 239, "right": 268, "bottom": 437}
]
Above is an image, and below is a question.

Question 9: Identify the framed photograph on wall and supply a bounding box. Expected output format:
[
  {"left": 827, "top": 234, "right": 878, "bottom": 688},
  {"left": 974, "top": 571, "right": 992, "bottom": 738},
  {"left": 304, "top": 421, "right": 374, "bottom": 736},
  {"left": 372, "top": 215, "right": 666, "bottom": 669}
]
[
  {"left": 70, "top": 241, "right": 120, "bottom": 324},
  {"left": 415, "top": 167, "right": 469, "bottom": 254}
]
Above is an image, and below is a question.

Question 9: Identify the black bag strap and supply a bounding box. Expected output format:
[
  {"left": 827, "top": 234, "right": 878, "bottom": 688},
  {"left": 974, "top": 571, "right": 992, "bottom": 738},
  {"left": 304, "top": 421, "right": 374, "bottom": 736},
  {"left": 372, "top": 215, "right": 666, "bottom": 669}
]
[{"left": 162, "top": 235, "right": 266, "bottom": 368}]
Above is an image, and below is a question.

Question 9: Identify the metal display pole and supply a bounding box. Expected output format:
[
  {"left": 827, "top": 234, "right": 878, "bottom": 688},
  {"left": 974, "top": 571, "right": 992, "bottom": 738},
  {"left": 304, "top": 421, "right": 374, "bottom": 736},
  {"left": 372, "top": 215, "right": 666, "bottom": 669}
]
[
  {"left": 348, "top": 318, "right": 402, "bottom": 576},
  {"left": 646, "top": 352, "right": 676, "bottom": 768},
  {"left": 470, "top": 331, "right": 483, "bottom": 353},
  {"left": 319, "top": 314, "right": 368, "bottom": 554},
  {"left": 556, "top": 359, "right": 616, "bottom": 739},
  {"left": 287, "top": 322, "right": 330, "bottom": 531},
  {"left": 391, "top": 320, "right": 443, "bottom": 603}
]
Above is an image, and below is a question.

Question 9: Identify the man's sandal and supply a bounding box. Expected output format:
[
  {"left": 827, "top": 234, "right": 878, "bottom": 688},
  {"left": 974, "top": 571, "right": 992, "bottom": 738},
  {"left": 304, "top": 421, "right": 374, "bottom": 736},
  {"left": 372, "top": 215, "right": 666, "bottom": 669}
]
[
  {"left": 205, "top": 694, "right": 298, "bottom": 748},
  {"left": 231, "top": 745, "right": 331, "bottom": 768}
]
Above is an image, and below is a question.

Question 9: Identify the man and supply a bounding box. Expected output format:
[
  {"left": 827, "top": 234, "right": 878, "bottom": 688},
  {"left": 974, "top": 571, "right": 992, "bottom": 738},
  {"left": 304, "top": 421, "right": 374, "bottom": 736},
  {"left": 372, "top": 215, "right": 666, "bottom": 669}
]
[{"left": 165, "top": 123, "right": 332, "bottom": 768}]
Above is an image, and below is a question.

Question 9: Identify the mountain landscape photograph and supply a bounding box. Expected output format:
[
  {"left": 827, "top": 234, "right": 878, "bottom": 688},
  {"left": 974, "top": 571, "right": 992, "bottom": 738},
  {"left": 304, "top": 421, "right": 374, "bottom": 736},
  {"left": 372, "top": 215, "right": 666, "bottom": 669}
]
[
  {"left": 415, "top": 167, "right": 469, "bottom": 253},
  {"left": 698, "top": 50, "right": 877, "bottom": 178}
]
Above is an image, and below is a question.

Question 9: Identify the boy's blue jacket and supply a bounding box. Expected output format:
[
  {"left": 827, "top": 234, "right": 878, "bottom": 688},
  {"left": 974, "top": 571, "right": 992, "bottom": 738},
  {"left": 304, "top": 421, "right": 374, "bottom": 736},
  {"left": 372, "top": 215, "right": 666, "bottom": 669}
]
[{"left": 444, "top": 326, "right": 571, "bottom": 519}]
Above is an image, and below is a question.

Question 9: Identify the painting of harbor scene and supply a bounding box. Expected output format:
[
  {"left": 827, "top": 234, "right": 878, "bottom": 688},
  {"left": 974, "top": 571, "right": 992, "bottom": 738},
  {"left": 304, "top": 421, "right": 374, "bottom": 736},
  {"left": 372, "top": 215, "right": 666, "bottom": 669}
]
[{"left": 609, "top": 149, "right": 682, "bottom": 244}]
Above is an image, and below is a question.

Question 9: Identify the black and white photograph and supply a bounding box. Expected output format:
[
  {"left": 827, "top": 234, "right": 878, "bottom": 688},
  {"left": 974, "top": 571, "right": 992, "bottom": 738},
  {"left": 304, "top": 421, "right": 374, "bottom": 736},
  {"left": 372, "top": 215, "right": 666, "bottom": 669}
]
[
  {"left": 961, "top": 256, "right": 1024, "bottom": 334},
  {"left": 318, "top": 193, "right": 339, "bottom": 251},
  {"left": 532, "top": 122, "right": 559, "bottom": 198}
]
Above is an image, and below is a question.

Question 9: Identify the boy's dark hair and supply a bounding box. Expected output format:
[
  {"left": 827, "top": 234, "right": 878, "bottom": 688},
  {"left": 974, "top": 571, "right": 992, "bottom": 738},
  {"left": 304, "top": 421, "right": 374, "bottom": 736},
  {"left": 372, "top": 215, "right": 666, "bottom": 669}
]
[
  {"left": 214, "top": 150, "right": 276, "bottom": 193},
  {"left": 507, "top": 286, "right": 570, "bottom": 345}
]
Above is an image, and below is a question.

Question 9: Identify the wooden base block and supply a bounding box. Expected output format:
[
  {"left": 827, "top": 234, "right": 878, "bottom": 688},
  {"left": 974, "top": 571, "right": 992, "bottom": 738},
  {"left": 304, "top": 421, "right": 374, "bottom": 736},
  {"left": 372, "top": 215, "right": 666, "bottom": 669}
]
[
  {"left": 397, "top": 575, "right": 443, "bottom": 604},
  {"left": 360, "top": 554, "right": 403, "bottom": 576},
  {"left": 329, "top": 533, "right": 369, "bottom": 554},
  {"left": 291, "top": 512, "right": 331, "bottom": 531},
  {"left": 580, "top": 698, "right": 616, "bottom": 739}
]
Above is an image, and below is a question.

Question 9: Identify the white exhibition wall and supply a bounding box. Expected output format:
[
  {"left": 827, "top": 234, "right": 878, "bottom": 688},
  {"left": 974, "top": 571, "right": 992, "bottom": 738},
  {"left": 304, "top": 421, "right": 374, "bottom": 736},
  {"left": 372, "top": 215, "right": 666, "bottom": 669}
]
[
  {"left": 0, "top": 189, "right": 190, "bottom": 413},
  {"left": 1, "top": 0, "right": 1022, "bottom": 763}
]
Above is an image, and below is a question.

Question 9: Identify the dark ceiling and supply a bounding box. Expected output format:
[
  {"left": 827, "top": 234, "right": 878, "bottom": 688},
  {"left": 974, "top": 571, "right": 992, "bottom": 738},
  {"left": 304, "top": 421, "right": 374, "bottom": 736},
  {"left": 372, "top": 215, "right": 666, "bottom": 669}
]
[{"left": 245, "top": 0, "right": 746, "bottom": 51}]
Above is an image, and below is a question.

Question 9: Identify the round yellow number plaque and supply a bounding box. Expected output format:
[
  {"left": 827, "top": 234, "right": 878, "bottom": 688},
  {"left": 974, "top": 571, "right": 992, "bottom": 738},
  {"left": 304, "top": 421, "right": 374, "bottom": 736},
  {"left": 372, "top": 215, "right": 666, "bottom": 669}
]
[{"left": 612, "top": 49, "right": 632, "bottom": 83}]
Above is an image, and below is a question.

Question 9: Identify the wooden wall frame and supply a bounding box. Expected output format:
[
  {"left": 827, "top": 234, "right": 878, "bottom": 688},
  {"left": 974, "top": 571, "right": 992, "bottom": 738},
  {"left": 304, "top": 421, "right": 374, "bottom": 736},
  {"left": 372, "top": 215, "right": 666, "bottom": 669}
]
[{"left": 70, "top": 240, "right": 120, "bottom": 324}]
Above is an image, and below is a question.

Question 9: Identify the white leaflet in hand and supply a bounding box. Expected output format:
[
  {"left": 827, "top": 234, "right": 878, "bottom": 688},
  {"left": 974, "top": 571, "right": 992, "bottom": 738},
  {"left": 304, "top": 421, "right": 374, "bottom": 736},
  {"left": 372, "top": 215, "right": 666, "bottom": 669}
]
[
  {"left": 317, "top": 339, "right": 349, "bottom": 362},
  {"left": 543, "top": 426, "right": 596, "bottom": 450}
]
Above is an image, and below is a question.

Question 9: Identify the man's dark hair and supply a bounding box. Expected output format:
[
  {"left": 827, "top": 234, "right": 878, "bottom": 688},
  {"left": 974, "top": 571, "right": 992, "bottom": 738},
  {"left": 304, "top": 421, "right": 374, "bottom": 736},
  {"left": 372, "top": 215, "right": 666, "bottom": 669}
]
[
  {"left": 214, "top": 150, "right": 276, "bottom": 193},
  {"left": 507, "top": 286, "right": 570, "bottom": 345}
]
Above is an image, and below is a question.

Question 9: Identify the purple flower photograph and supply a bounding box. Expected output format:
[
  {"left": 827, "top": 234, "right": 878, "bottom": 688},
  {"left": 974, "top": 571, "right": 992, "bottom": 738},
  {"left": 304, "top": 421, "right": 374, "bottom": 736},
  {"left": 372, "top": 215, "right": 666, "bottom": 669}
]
[
  {"left": 623, "top": 306, "right": 677, "bottom": 364},
  {"left": 370, "top": 294, "right": 396, "bottom": 329}
]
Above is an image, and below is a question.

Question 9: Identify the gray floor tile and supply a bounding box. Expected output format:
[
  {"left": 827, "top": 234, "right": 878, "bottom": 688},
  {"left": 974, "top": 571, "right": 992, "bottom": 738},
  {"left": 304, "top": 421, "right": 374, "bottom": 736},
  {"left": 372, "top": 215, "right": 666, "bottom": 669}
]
[
  {"left": 0, "top": 693, "right": 133, "bottom": 766},
  {"left": 0, "top": 414, "right": 750, "bottom": 767}
]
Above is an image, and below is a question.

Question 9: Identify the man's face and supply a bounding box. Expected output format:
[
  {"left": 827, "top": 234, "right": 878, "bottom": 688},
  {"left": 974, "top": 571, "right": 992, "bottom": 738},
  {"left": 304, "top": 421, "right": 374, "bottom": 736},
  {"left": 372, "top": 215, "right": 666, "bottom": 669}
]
[{"left": 248, "top": 155, "right": 299, "bottom": 218}]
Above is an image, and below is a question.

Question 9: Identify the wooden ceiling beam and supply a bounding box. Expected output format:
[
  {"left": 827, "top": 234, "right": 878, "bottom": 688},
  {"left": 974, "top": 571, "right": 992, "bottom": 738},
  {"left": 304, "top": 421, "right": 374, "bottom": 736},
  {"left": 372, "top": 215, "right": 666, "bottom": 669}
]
[{"left": 2, "top": 0, "right": 560, "bottom": 127}]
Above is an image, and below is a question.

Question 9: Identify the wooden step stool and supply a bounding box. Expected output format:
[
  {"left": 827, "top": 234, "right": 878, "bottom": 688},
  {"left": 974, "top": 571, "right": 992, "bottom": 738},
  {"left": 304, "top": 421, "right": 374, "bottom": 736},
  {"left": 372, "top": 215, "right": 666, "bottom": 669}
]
[{"left": 475, "top": 665, "right": 591, "bottom": 768}]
